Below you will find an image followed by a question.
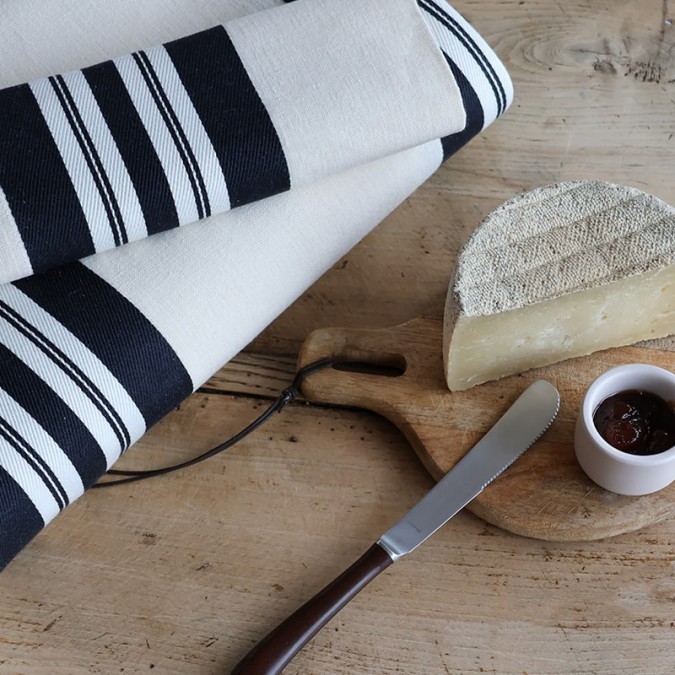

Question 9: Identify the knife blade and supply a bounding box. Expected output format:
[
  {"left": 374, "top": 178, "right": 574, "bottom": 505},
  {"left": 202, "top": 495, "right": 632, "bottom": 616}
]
[{"left": 232, "top": 379, "right": 560, "bottom": 675}]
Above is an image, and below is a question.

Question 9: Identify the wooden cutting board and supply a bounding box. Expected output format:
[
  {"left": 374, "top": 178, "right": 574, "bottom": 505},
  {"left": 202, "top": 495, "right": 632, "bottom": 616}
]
[{"left": 298, "top": 317, "right": 675, "bottom": 541}]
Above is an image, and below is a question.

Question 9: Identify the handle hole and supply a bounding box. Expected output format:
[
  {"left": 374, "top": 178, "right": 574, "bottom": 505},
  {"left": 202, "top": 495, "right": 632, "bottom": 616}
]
[{"left": 332, "top": 352, "right": 406, "bottom": 378}]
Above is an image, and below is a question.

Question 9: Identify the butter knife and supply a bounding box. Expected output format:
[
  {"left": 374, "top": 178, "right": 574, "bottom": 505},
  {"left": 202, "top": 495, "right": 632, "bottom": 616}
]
[{"left": 232, "top": 379, "right": 560, "bottom": 674}]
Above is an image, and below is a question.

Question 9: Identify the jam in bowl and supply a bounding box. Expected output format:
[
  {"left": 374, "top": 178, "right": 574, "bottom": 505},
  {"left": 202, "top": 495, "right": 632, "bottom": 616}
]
[
  {"left": 575, "top": 364, "right": 675, "bottom": 496},
  {"left": 593, "top": 389, "right": 675, "bottom": 456}
]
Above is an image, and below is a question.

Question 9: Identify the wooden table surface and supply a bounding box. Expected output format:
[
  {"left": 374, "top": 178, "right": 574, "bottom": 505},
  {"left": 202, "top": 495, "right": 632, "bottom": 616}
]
[{"left": 3, "top": 1, "right": 675, "bottom": 673}]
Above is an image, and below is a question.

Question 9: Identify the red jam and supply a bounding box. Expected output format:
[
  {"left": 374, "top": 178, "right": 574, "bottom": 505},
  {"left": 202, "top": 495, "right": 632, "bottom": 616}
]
[{"left": 593, "top": 389, "right": 675, "bottom": 455}]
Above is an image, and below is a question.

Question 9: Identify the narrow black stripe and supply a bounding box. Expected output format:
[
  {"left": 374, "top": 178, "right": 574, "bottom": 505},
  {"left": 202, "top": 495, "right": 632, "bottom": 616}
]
[
  {"left": 423, "top": 0, "right": 506, "bottom": 113},
  {"left": 53, "top": 75, "right": 129, "bottom": 245},
  {"left": 0, "top": 420, "right": 67, "bottom": 510},
  {"left": 83, "top": 60, "right": 180, "bottom": 236},
  {"left": 0, "top": 300, "right": 129, "bottom": 450},
  {"left": 0, "top": 343, "right": 107, "bottom": 489},
  {"left": 48, "top": 76, "right": 123, "bottom": 247},
  {"left": 0, "top": 419, "right": 69, "bottom": 509},
  {"left": 419, "top": 0, "right": 505, "bottom": 115},
  {"left": 14, "top": 263, "right": 194, "bottom": 427},
  {"left": 164, "top": 26, "right": 291, "bottom": 207},
  {"left": 132, "top": 52, "right": 206, "bottom": 219},
  {"left": 0, "top": 467, "right": 44, "bottom": 572},
  {"left": 0, "top": 83, "right": 95, "bottom": 273},
  {"left": 136, "top": 51, "right": 211, "bottom": 218},
  {"left": 440, "top": 54, "right": 485, "bottom": 161}
]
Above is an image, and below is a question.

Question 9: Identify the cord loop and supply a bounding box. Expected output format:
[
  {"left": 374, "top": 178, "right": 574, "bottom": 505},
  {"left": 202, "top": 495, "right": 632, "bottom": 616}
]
[{"left": 93, "top": 357, "right": 335, "bottom": 488}]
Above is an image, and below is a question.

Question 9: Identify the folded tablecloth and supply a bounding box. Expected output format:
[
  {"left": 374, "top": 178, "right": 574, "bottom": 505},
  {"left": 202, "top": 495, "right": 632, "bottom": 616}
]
[{"left": 0, "top": 0, "right": 512, "bottom": 569}]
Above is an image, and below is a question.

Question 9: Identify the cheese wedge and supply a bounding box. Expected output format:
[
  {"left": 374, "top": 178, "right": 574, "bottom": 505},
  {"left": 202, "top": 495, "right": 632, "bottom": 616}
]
[{"left": 444, "top": 181, "right": 675, "bottom": 391}]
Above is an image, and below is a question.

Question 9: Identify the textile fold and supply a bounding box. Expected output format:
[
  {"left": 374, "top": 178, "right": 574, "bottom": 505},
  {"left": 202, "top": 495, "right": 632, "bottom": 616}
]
[{"left": 0, "top": 0, "right": 513, "bottom": 569}]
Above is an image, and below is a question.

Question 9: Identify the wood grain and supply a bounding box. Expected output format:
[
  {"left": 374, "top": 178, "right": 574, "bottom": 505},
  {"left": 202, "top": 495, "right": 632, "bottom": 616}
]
[{"left": 3, "top": 1, "right": 675, "bottom": 673}]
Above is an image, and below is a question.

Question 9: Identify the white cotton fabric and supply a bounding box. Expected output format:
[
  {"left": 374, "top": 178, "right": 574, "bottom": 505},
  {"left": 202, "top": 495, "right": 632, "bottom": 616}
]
[
  {"left": 226, "top": 0, "right": 464, "bottom": 185},
  {"left": 0, "top": 0, "right": 282, "bottom": 86}
]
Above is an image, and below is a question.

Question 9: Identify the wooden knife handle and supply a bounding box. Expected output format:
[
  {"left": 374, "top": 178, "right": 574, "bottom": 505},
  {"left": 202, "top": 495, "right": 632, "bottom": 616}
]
[{"left": 231, "top": 543, "right": 394, "bottom": 674}]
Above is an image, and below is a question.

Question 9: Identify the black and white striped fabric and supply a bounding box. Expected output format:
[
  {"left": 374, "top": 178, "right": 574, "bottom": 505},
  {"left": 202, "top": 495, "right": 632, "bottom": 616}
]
[{"left": 0, "top": 0, "right": 513, "bottom": 570}]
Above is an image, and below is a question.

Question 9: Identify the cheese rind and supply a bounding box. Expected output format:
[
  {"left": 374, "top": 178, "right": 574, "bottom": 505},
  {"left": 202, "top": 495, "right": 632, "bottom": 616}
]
[{"left": 444, "top": 181, "right": 675, "bottom": 391}]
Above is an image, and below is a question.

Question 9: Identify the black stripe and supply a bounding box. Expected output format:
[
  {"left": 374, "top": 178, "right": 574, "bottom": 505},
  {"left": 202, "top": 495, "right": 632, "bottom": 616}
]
[
  {"left": 132, "top": 52, "right": 207, "bottom": 219},
  {"left": 0, "top": 83, "right": 95, "bottom": 273},
  {"left": 83, "top": 60, "right": 180, "bottom": 236},
  {"left": 136, "top": 51, "right": 211, "bottom": 218},
  {"left": 0, "top": 419, "right": 68, "bottom": 510},
  {"left": 0, "top": 300, "right": 130, "bottom": 450},
  {"left": 164, "top": 26, "right": 291, "bottom": 207},
  {"left": 14, "top": 263, "right": 194, "bottom": 427},
  {"left": 53, "top": 75, "right": 129, "bottom": 245},
  {"left": 0, "top": 343, "right": 107, "bottom": 488},
  {"left": 0, "top": 467, "right": 44, "bottom": 572},
  {"left": 419, "top": 0, "right": 506, "bottom": 115},
  {"left": 440, "top": 54, "right": 485, "bottom": 161}
]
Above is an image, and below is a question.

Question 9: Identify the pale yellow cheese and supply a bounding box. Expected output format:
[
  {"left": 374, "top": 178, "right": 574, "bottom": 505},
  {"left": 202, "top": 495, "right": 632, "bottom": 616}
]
[{"left": 444, "top": 181, "right": 675, "bottom": 391}]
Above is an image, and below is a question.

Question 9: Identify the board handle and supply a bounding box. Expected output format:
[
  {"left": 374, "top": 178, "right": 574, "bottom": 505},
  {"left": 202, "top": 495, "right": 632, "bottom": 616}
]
[
  {"left": 297, "top": 318, "right": 446, "bottom": 413},
  {"left": 231, "top": 543, "right": 393, "bottom": 674}
]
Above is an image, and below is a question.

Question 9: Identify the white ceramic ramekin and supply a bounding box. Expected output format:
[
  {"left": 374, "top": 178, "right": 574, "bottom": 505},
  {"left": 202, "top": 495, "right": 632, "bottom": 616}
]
[{"left": 574, "top": 364, "right": 675, "bottom": 496}]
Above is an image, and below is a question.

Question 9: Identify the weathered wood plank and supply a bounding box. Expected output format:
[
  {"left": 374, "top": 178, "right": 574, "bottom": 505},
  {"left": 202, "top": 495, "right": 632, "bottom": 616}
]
[{"left": 202, "top": 352, "right": 298, "bottom": 398}]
